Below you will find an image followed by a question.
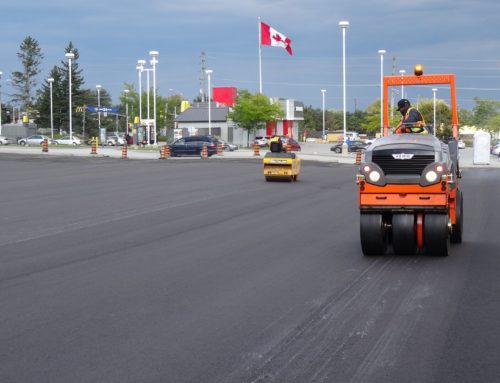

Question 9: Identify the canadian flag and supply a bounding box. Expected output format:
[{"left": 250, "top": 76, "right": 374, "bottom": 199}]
[{"left": 260, "top": 22, "right": 292, "bottom": 56}]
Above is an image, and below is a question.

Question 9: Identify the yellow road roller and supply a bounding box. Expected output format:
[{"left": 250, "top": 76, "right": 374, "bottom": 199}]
[{"left": 263, "top": 139, "right": 301, "bottom": 182}]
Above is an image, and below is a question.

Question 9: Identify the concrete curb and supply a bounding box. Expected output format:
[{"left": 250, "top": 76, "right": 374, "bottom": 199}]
[{"left": 1, "top": 146, "right": 500, "bottom": 168}]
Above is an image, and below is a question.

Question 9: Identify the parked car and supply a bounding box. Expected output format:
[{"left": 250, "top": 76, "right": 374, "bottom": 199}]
[
  {"left": 169, "top": 135, "right": 218, "bottom": 157},
  {"left": 305, "top": 137, "right": 319, "bottom": 143},
  {"left": 364, "top": 138, "right": 377, "bottom": 145},
  {"left": 254, "top": 136, "right": 269, "bottom": 147},
  {"left": 0, "top": 135, "right": 12, "bottom": 145},
  {"left": 491, "top": 143, "right": 500, "bottom": 156},
  {"left": 279, "top": 136, "right": 301, "bottom": 152},
  {"left": 106, "top": 135, "right": 125, "bottom": 146},
  {"left": 55, "top": 136, "right": 81, "bottom": 145},
  {"left": 330, "top": 140, "right": 368, "bottom": 153},
  {"left": 18, "top": 135, "right": 54, "bottom": 146},
  {"left": 458, "top": 140, "right": 466, "bottom": 149},
  {"left": 218, "top": 139, "right": 238, "bottom": 151}
]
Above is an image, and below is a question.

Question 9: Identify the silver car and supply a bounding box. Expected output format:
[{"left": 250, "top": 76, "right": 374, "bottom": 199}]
[
  {"left": 0, "top": 135, "right": 12, "bottom": 145},
  {"left": 105, "top": 135, "right": 125, "bottom": 146},
  {"left": 55, "top": 136, "right": 81, "bottom": 145},
  {"left": 18, "top": 135, "right": 54, "bottom": 146}
]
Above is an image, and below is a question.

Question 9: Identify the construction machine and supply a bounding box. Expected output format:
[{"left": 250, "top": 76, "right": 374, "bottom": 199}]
[{"left": 357, "top": 65, "right": 463, "bottom": 256}]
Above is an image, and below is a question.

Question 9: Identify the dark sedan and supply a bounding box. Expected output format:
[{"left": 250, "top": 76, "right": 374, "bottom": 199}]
[
  {"left": 169, "top": 135, "right": 218, "bottom": 157},
  {"left": 330, "top": 140, "right": 368, "bottom": 153}
]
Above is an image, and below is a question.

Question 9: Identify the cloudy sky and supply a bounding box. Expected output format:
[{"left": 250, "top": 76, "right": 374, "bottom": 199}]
[{"left": 1, "top": 0, "right": 500, "bottom": 111}]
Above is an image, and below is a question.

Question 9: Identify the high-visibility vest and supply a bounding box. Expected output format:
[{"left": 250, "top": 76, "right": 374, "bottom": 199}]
[{"left": 396, "top": 107, "right": 426, "bottom": 133}]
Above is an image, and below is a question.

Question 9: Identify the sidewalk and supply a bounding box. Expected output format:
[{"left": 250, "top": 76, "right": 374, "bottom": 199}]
[{"left": 1, "top": 145, "right": 499, "bottom": 168}]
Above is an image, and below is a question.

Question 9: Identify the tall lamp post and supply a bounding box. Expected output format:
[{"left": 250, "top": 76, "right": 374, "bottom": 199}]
[
  {"left": 0, "top": 71, "right": 3, "bottom": 136},
  {"left": 321, "top": 89, "right": 326, "bottom": 140},
  {"left": 65, "top": 52, "right": 75, "bottom": 140},
  {"left": 432, "top": 88, "right": 438, "bottom": 136},
  {"left": 96, "top": 85, "right": 102, "bottom": 138},
  {"left": 339, "top": 20, "right": 349, "bottom": 155},
  {"left": 205, "top": 69, "right": 213, "bottom": 135},
  {"left": 149, "top": 51, "right": 159, "bottom": 145},
  {"left": 137, "top": 60, "right": 145, "bottom": 124},
  {"left": 378, "top": 50, "right": 386, "bottom": 136},
  {"left": 399, "top": 69, "right": 406, "bottom": 100},
  {"left": 123, "top": 89, "right": 130, "bottom": 135},
  {"left": 48, "top": 78, "right": 54, "bottom": 139}
]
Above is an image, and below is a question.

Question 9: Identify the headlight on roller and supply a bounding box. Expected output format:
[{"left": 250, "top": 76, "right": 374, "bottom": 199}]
[
  {"left": 369, "top": 171, "right": 381, "bottom": 183},
  {"left": 425, "top": 170, "right": 438, "bottom": 183},
  {"left": 358, "top": 162, "right": 386, "bottom": 186},
  {"left": 420, "top": 162, "right": 447, "bottom": 186}
]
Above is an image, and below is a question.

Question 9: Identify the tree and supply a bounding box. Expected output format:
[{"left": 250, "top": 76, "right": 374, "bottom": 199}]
[
  {"left": 472, "top": 98, "right": 500, "bottom": 127},
  {"left": 11, "top": 36, "right": 44, "bottom": 111},
  {"left": 418, "top": 99, "right": 451, "bottom": 129},
  {"left": 228, "top": 90, "right": 284, "bottom": 143},
  {"left": 483, "top": 114, "right": 500, "bottom": 134},
  {"left": 458, "top": 108, "right": 474, "bottom": 127},
  {"left": 301, "top": 106, "right": 322, "bottom": 136},
  {"left": 35, "top": 66, "right": 63, "bottom": 132}
]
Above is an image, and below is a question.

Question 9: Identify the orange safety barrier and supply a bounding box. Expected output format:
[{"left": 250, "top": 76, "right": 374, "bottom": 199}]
[
  {"left": 159, "top": 145, "right": 166, "bottom": 159},
  {"left": 355, "top": 150, "right": 362, "bottom": 165},
  {"left": 91, "top": 140, "right": 97, "bottom": 155},
  {"left": 121, "top": 144, "right": 128, "bottom": 159},
  {"left": 286, "top": 143, "right": 293, "bottom": 153},
  {"left": 253, "top": 143, "right": 260, "bottom": 156},
  {"left": 164, "top": 145, "right": 171, "bottom": 158},
  {"left": 201, "top": 143, "right": 208, "bottom": 159},
  {"left": 42, "top": 139, "right": 49, "bottom": 153},
  {"left": 217, "top": 143, "right": 223, "bottom": 156}
]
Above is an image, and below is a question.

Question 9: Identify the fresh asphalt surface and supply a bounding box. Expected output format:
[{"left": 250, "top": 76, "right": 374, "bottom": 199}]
[{"left": 1, "top": 154, "right": 500, "bottom": 383}]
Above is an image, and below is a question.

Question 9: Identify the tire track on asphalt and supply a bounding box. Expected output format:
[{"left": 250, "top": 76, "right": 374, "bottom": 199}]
[{"left": 222, "top": 256, "right": 421, "bottom": 382}]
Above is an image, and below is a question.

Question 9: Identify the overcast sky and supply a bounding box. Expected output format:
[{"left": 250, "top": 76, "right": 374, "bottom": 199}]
[{"left": 2, "top": 0, "right": 500, "bottom": 111}]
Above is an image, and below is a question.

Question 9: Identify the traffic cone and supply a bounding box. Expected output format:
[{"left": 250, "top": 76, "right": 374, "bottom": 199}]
[
  {"left": 91, "top": 140, "right": 97, "bottom": 155},
  {"left": 253, "top": 143, "right": 260, "bottom": 156},
  {"left": 355, "top": 150, "right": 362, "bottom": 165},
  {"left": 201, "top": 143, "right": 208, "bottom": 159}
]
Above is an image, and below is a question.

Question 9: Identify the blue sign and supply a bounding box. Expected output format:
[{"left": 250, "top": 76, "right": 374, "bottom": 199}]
[{"left": 86, "top": 106, "right": 120, "bottom": 113}]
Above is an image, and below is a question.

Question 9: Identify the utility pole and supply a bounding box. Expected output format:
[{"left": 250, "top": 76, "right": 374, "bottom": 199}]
[{"left": 199, "top": 51, "right": 206, "bottom": 102}]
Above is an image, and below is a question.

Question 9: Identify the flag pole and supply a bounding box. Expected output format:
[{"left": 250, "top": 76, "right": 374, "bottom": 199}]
[{"left": 258, "top": 16, "right": 263, "bottom": 93}]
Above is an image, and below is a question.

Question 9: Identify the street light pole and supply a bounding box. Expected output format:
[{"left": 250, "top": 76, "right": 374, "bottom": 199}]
[
  {"left": 432, "top": 88, "right": 438, "bottom": 136},
  {"left": 378, "top": 50, "right": 386, "bottom": 136},
  {"left": 0, "top": 71, "right": 3, "bottom": 136},
  {"left": 149, "top": 50, "right": 159, "bottom": 145},
  {"left": 146, "top": 68, "right": 150, "bottom": 145},
  {"left": 137, "top": 60, "right": 145, "bottom": 124},
  {"left": 65, "top": 52, "right": 75, "bottom": 140},
  {"left": 48, "top": 78, "right": 54, "bottom": 139},
  {"left": 124, "top": 89, "right": 129, "bottom": 135},
  {"left": 339, "top": 20, "right": 349, "bottom": 155},
  {"left": 321, "top": 89, "right": 326, "bottom": 141},
  {"left": 205, "top": 69, "right": 213, "bottom": 136},
  {"left": 399, "top": 69, "right": 406, "bottom": 99},
  {"left": 96, "top": 85, "right": 102, "bottom": 138}
]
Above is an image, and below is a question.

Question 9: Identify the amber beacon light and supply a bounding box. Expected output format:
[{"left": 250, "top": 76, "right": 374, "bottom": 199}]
[{"left": 414, "top": 64, "right": 424, "bottom": 76}]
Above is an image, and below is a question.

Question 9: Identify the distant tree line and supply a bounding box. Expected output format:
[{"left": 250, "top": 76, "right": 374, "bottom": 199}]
[
  {"left": 301, "top": 98, "right": 500, "bottom": 140},
  {"left": 3, "top": 36, "right": 500, "bottom": 140},
  {"left": 2, "top": 36, "right": 182, "bottom": 139}
]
